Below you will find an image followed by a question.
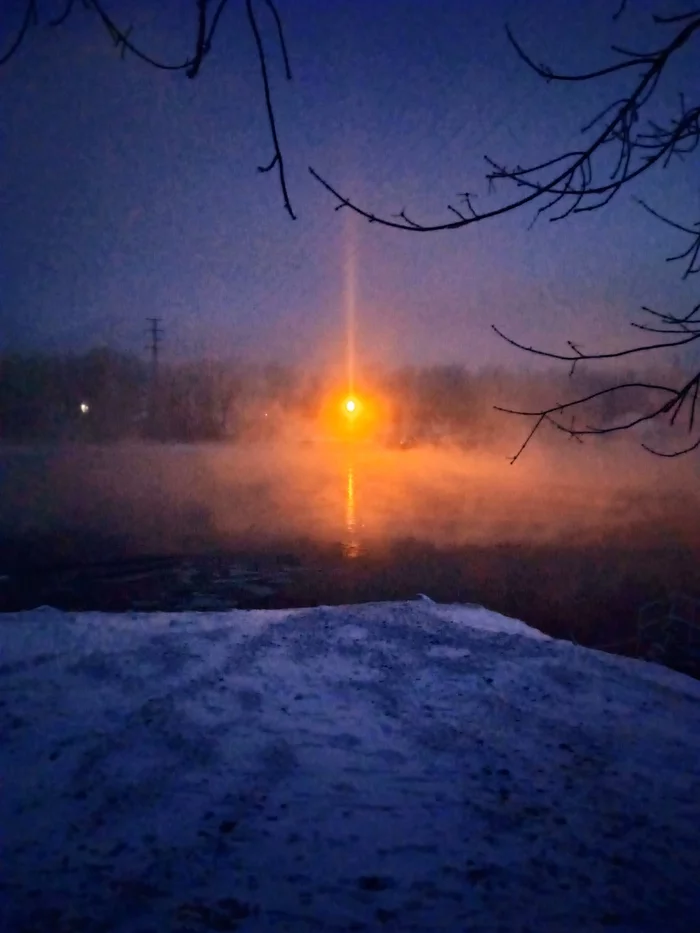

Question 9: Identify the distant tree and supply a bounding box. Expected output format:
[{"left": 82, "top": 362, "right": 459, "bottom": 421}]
[
  {"left": 0, "top": 350, "right": 148, "bottom": 441},
  {"left": 411, "top": 365, "right": 477, "bottom": 437},
  {"left": 0, "top": 354, "right": 53, "bottom": 439},
  {"left": 158, "top": 361, "right": 220, "bottom": 441},
  {"left": 73, "top": 347, "right": 148, "bottom": 439},
  {"left": 208, "top": 360, "right": 243, "bottom": 436}
]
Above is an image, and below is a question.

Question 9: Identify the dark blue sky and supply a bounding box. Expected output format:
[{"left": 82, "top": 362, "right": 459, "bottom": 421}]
[{"left": 1, "top": 0, "right": 696, "bottom": 370}]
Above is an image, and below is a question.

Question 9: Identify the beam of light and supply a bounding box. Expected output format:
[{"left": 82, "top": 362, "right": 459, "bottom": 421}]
[
  {"left": 344, "top": 215, "right": 356, "bottom": 399},
  {"left": 344, "top": 463, "right": 360, "bottom": 559},
  {"left": 345, "top": 398, "right": 356, "bottom": 413}
]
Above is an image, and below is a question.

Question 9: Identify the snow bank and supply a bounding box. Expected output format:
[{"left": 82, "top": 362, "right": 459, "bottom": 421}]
[{"left": 1, "top": 600, "right": 698, "bottom": 932}]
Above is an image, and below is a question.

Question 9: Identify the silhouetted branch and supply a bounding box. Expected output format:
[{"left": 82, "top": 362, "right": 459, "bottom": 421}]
[
  {"left": 630, "top": 301, "right": 700, "bottom": 336},
  {"left": 310, "top": 13, "right": 700, "bottom": 233},
  {"left": 493, "top": 213, "right": 700, "bottom": 461},
  {"left": 48, "top": 0, "right": 75, "bottom": 29},
  {"left": 246, "top": 0, "right": 295, "bottom": 219},
  {"left": 1, "top": 0, "right": 37, "bottom": 67},
  {"left": 491, "top": 325, "right": 698, "bottom": 364},
  {"left": 186, "top": 0, "right": 209, "bottom": 79},
  {"left": 263, "top": 0, "right": 293, "bottom": 80},
  {"left": 206, "top": 0, "right": 231, "bottom": 49},
  {"left": 635, "top": 199, "right": 700, "bottom": 277},
  {"left": 643, "top": 435, "right": 700, "bottom": 456},
  {"left": 307, "top": 4, "right": 700, "bottom": 462},
  {"left": 505, "top": 23, "right": 656, "bottom": 82},
  {"left": 10, "top": 0, "right": 214, "bottom": 70},
  {"left": 613, "top": 0, "right": 628, "bottom": 21},
  {"left": 87, "top": 0, "right": 196, "bottom": 71},
  {"left": 495, "top": 360, "right": 700, "bottom": 461},
  {"left": 3, "top": 0, "right": 295, "bottom": 215},
  {"left": 505, "top": 413, "right": 547, "bottom": 465},
  {"left": 653, "top": 8, "right": 700, "bottom": 24}
]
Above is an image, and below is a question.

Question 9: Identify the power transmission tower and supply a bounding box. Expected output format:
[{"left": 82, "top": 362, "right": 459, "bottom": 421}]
[{"left": 146, "top": 317, "right": 163, "bottom": 438}]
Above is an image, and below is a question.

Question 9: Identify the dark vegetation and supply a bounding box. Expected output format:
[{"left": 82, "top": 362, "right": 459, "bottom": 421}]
[{"left": 0, "top": 347, "right": 678, "bottom": 448}]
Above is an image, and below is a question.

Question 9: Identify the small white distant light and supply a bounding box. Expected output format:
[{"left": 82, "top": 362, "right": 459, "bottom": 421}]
[{"left": 80, "top": 402, "right": 90, "bottom": 414}]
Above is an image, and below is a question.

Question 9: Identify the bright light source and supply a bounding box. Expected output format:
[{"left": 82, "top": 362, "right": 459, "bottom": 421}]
[
  {"left": 345, "top": 398, "right": 356, "bottom": 413},
  {"left": 79, "top": 402, "right": 90, "bottom": 414}
]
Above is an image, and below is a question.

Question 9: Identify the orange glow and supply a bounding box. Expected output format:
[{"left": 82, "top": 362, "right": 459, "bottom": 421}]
[
  {"left": 317, "top": 388, "right": 389, "bottom": 441},
  {"left": 344, "top": 463, "right": 360, "bottom": 558},
  {"left": 344, "top": 215, "right": 357, "bottom": 399}
]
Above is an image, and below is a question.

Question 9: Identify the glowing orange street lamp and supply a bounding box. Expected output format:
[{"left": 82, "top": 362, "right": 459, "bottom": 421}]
[{"left": 344, "top": 398, "right": 357, "bottom": 414}]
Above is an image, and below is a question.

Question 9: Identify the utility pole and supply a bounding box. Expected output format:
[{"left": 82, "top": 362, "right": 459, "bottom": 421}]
[
  {"left": 147, "top": 317, "right": 163, "bottom": 374},
  {"left": 146, "top": 317, "right": 163, "bottom": 437}
]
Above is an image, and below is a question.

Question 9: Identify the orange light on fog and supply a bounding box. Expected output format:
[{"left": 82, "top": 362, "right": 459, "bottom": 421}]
[{"left": 318, "top": 389, "right": 388, "bottom": 440}]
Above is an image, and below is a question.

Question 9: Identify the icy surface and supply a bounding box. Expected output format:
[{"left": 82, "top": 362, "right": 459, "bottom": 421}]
[{"left": 1, "top": 600, "right": 699, "bottom": 932}]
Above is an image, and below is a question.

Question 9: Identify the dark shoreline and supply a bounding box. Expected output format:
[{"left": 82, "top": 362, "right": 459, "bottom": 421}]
[{"left": 2, "top": 532, "right": 698, "bottom": 676}]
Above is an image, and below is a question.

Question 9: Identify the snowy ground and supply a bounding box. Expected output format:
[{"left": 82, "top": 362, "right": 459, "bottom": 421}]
[{"left": 1, "top": 600, "right": 699, "bottom": 932}]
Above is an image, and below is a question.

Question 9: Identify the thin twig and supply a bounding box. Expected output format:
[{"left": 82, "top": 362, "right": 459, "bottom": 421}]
[
  {"left": 186, "top": 0, "right": 209, "bottom": 79},
  {"left": 246, "top": 0, "right": 296, "bottom": 219},
  {"left": 309, "top": 15, "right": 700, "bottom": 233},
  {"left": 1, "top": 0, "right": 37, "bottom": 67}
]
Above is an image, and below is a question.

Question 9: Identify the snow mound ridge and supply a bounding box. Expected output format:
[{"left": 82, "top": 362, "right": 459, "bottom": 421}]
[{"left": 1, "top": 600, "right": 698, "bottom": 932}]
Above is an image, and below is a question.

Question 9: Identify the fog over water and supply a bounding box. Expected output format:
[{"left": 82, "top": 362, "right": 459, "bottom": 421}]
[{"left": 1, "top": 437, "right": 696, "bottom": 564}]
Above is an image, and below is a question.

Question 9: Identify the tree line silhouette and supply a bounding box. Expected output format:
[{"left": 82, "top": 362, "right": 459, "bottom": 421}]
[{"left": 0, "top": 347, "right": 675, "bottom": 451}]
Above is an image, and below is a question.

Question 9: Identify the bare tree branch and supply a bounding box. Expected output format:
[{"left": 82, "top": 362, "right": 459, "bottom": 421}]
[
  {"left": 263, "top": 0, "right": 292, "bottom": 80},
  {"left": 653, "top": 8, "right": 700, "bottom": 24},
  {"left": 635, "top": 199, "right": 700, "bottom": 277},
  {"left": 186, "top": 0, "right": 209, "bottom": 80},
  {"left": 85, "top": 0, "right": 199, "bottom": 71},
  {"left": 491, "top": 207, "right": 700, "bottom": 461},
  {"left": 1, "top": 0, "right": 37, "bottom": 67},
  {"left": 491, "top": 325, "right": 699, "bottom": 364},
  {"left": 309, "top": 14, "right": 700, "bottom": 233},
  {"left": 246, "top": 0, "right": 295, "bottom": 219},
  {"left": 48, "top": 0, "right": 76, "bottom": 29},
  {"left": 3, "top": 0, "right": 295, "bottom": 215},
  {"left": 613, "top": 0, "right": 628, "bottom": 21},
  {"left": 307, "top": 4, "right": 700, "bottom": 462},
  {"left": 205, "top": 0, "right": 231, "bottom": 50},
  {"left": 494, "top": 358, "right": 700, "bottom": 461}
]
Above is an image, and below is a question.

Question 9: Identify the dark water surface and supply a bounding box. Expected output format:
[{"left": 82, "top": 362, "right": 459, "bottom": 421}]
[{"left": 1, "top": 441, "right": 698, "bottom": 658}]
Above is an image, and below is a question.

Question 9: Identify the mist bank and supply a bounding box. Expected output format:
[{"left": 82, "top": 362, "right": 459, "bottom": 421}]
[
  {"left": 2, "top": 439, "right": 697, "bottom": 670},
  {"left": 3, "top": 349, "right": 697, "bottom": 574},
  {"left": 0, "top": 440, "right": 696, "bottom": 568},
  {"left": 0, "top": 348, "right": 686, "bottom": 454}
]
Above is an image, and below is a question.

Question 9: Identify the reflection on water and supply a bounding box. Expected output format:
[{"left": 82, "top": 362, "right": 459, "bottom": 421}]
[
  {"left": 0, "top": 441, "right": 697, "bottom": 567},
  {"left": 343, "top": 463, "right": 361, "bottom": 558}
]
